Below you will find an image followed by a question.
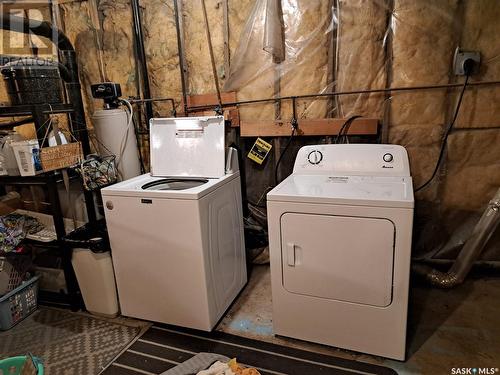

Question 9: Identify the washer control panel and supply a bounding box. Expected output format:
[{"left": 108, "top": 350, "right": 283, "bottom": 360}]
[
  {"left": 294, "top": 144, "right": 410, "bottom": 177},
  {"left": 307, "top": 150, "right": 323, "bottom": 165}
]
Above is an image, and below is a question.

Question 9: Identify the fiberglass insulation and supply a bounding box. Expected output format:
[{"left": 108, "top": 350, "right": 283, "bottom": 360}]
[
  {"left": 59, "top": 1, "right": 102, "bottom": 118},
  {"left": 336, "top": 0, "right": 388, "bottom": 118},
  {"left": 140, "top": 0, "right": 181, "bottom": 115},
  {"left": 388, "top": 0, "right": 459, "bottom": 199},
  {"left": 279, "top": 0, "right": 331, "bottom": 120},
  {"left": 1, "top": 0, "right": 499, "bottom": 257},
  {"left": 183, "top": 0, "right": 225, "bottom": 94},
  {"left": 440, "top": 0, "right": 500, "bottom": 213}
]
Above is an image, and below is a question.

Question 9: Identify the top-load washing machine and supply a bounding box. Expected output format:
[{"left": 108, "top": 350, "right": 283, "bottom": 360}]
[
  {"left": 267, "top": 144, "right": 414, "bottom": 360},
  {"left": 102, "top": 116, "right": 247, "bottom": 331}
]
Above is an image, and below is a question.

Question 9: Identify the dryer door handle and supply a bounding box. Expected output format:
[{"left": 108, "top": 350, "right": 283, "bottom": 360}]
[{"left": 286, "top": 243, "right": 296, "bottom": 266}]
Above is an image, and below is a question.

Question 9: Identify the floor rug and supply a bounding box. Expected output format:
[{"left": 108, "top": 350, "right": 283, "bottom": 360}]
[
  {"left": 102, "top": 324, "right": 397, "bottom": 375},
  {"left": 0, "top": 307, "right": 141, "bottom": 374}
]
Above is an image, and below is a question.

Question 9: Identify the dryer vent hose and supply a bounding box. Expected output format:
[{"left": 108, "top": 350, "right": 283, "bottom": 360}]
[{"left": 412, "top": 187, "right": 500, "bottom": 288}]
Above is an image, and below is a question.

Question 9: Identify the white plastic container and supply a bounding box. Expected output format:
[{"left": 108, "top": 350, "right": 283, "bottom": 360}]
[
  {"left": 11, "top": 139, "right": 42, "bottom": 176},
  {"left": 0, "top": 132, "right": 23, "bottom": 176},
  {"left": 0, "top": 154, "right": 7, "bottom": 175},
  {"left": 71, "top": 249, "right": 119, "bottom": 317},
  {"left": 91, "top": 108, "right": 141, "bottom": 181}
]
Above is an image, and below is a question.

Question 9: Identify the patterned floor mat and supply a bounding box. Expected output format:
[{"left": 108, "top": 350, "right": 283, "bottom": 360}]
[
  {"left": 0, "top": 307, "right": 142, "bottom": 374},
  {"left": 103, "top": 324, "right": 397, "bottom": 375}
]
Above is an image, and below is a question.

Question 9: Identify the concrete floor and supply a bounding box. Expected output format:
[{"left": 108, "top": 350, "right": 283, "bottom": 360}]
[{"left": 217, "top": 264, "right": 500, "bottom": 374}]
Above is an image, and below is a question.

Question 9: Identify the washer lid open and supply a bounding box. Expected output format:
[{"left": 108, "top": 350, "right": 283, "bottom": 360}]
[
  {"left": 150, "top": 116, "right": 225, "bottom": 178},
  {"left": 141, "top": 178, "right": 209, "bottom": 191}
]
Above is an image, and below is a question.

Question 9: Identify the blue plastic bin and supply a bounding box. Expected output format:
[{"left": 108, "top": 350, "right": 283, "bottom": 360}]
[{"left": 0, "top": 275, "right": 40, "bottom": 330}]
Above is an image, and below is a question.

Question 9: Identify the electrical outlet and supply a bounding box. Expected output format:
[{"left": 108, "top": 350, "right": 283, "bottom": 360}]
[{"left": 453, "top": 48, "right": 481, "bottom": 75}]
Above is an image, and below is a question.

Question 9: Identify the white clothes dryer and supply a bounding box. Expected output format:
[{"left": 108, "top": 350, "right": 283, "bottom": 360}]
[{"left": 267, "top": 144, "right": 414, "bottom": 360}]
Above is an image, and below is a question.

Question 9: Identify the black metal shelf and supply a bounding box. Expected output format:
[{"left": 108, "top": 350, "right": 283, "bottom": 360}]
[
  {"left": 0, "top": 103, "right": 74, "bottom": 117},
  {"left": 1, "top": 18, "right": 95, "bottom": 312},
  {"left": 0, "top": 170, "right": 78, "bottom": 185},
  {"left": 0, "top": 102, "right": 88, "bottom": 310}
]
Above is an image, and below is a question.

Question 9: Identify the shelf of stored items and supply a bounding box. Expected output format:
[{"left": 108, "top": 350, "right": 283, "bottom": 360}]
[
  {"left": 0, "top": 171, "right": 85, "bottom": 310},
  {"left": 0, "top": 102, "right": 93, "bottom": 311},
  {"left": 0, "top": 173, "right": 80, "bottom": 239},
  {"left": 0, "top": 102, "right": 97, "bottom": 233}
]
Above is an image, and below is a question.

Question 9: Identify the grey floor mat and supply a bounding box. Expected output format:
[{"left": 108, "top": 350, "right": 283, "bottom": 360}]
[
  {"left": 103, "top": 324, "right": 398, "bottom": 375},
  {"left": 0, "top": 307, "right": 141, "bottom": 374}
]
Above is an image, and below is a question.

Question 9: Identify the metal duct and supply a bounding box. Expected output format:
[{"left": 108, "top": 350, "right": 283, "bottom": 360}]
[
  {"left": 0, "top": 14, "right": 73, "bottom": 51},
  {"left": 0, "top": 14, "right": 90, "bottom": 156},
  {"left": 413, "top": 187, "right": 500, "bottom": 288}
]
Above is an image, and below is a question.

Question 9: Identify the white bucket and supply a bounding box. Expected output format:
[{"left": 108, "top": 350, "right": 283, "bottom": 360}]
[
  {"left": 11, "top": 139, "right": 43, "bottom": 176},
  {"left": 71, "top": 249, "right": 119, "bottom": 317}
]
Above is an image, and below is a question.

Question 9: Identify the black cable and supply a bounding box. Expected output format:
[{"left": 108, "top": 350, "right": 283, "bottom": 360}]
[
  {"left": 334, "top": 115, "right": 362, "bottom": 144},
  {"left": 132, "top": 115, "right": 146, "bottom": 174},
  {"left": 274, "top": 126, "right": 297, "bottom": 186},
  {"left": 341, "top": 115, "right": 362, "bottom": 144},
  {"left": 247, "top": 199, "right": 267, "bottom": 209},
  {"left": 415, "top": 74, "right": 470, "bottom": 192}
]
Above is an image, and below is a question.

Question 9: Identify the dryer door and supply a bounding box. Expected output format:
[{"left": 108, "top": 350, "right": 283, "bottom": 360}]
[{"left": 280, "top": 213, "right": 395, "bottom": 307}]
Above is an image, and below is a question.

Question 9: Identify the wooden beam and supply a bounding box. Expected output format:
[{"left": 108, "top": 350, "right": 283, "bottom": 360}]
[
  {"left": 179, "top": 92, "right": 240, "bottom": 126},
  {"left": 184, "top": 92, "right": 237, "bottom": 107},
  {"left": 1, "top": 2, "right": 49, "bottom": 9},
  {"left": 240, "top": 118, "right": 379, "bottom": 137}
]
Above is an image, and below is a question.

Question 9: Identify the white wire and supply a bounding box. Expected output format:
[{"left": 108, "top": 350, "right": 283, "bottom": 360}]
[{"left": 115, "top": 98, "right": 134, "bottom": 173}]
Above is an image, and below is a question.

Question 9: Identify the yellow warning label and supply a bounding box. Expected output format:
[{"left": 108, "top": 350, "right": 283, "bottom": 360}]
[{"left": 247, "top": 137, "right": 272, "bottom": 164}]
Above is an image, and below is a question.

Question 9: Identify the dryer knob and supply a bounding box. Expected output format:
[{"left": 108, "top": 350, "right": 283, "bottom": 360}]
[
  {"left": 105, "top": 201, "right": 114, "bottom": 210},
  {"left": 308, "top": 150, "right": 323, "bottom": 165},
  {"left": 383, "top": 153, "right": 394, "bottom": 163}
]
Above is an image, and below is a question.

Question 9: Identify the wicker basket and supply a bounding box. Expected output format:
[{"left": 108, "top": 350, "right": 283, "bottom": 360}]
[{"left": 40, "top": 142, "right": 83, "bottom": 172}]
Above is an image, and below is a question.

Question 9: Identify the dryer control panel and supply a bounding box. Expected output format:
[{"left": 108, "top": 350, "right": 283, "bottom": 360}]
[{"left": 294, "top": 144, "right": 410, "bottom": 177}]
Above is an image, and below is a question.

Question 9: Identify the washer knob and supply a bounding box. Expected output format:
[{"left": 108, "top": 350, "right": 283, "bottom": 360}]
[
  {"left": 308, "top": 150, "right": 323, "bottom": 165},
  {"left": 383, "top": 153, "right": 394, "bottom": 163}
]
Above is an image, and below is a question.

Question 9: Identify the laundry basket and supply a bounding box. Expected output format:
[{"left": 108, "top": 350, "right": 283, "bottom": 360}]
[
  {"left": 0, "top": 275, "right": 40, "bottom": 330},
  {"left": 0, "top": 355, "right": 44, "bottom": 375},
  {"left": 0, "top": 256, "right": 32, "bottom": 295}
]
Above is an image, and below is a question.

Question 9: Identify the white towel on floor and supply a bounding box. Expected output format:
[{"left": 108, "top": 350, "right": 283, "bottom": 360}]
[{"left": 196, "top": 361, "right": 235, "bottom": 375}]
